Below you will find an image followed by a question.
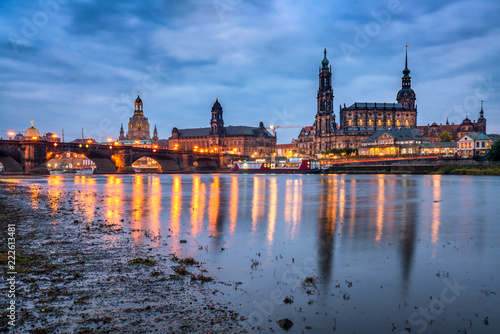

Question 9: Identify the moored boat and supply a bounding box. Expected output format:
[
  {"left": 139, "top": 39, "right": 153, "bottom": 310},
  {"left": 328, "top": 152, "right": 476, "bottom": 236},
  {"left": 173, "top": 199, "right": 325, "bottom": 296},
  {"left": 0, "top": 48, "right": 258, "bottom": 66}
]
[{"left": 232, "top": 158, "right": 321, "bottom": 174}]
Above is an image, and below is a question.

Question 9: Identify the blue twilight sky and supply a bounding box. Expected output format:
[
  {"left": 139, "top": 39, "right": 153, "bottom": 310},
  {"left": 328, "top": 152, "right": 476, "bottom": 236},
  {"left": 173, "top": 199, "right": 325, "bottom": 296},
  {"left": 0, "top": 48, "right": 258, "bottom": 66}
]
[{"left": 0, "top": 0, "right": 499, "bottom": 144}]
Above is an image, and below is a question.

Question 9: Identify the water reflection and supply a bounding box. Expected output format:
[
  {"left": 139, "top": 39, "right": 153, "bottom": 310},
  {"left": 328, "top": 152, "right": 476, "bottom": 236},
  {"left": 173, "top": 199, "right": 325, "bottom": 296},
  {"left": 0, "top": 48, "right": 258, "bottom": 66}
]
[
  {"left": 375, "top": 175, "right": 385, "bottom": 243},
  {"left": 23, "top": 173, "right": 498, "bottom": 334},
  {"left": 208, "top": 176, "right": 220, "bottom": 235},
  {"left": 398, "top": 177, "right": 418, "bottom": 286},
  {"left": 191, "top": 176, "right": 206, "bottom": 237},
  {"left": 267, "top": 177, "right": 277, "bottom": 244},
  {"left": 251, "top": 177, "right": 266, "bottom": 232},
  {"left": 170, "top": 175, "right": 182, "bottom": 239},
  {"left": 431, "top": 175, "right": 441, "bottom": 245},
  {"left": 317, "top": 177, "right": 338, "bottom": 285},
  {"left": 229, "top": 176, "right": 238, "bottom": 235}
]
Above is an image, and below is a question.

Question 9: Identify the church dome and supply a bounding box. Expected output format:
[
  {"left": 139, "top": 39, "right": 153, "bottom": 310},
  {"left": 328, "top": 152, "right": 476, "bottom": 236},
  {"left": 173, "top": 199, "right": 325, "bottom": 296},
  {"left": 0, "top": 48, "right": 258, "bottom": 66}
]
[
  {"left": 397, "top": 87, "right": 416, "bottom": 100},
  {"left": 135, "top": 93, "right": 142, "bottom": 103},
  {"left": 24, "top": 122, "right": 41, "bottom": 140},
  {"left": 212, "top": 98, "right": 222, "bottom": 111}
]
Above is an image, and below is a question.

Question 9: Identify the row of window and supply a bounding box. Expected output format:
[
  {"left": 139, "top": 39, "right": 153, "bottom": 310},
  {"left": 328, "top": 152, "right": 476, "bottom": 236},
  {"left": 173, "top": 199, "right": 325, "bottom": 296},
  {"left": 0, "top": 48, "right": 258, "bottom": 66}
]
[
  {"left": 348, "top": 119, "right": 410, "bottom": 127},
  {"left": 460, "top": 141, "right": 489, "bottom": 148}
]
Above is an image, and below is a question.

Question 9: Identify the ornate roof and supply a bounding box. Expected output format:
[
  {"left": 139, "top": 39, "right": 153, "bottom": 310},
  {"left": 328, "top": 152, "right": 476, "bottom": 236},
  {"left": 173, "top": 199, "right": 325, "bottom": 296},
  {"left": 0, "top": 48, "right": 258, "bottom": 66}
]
[{"left": 24, "top": 122, "right": 40, "bottom": 139}]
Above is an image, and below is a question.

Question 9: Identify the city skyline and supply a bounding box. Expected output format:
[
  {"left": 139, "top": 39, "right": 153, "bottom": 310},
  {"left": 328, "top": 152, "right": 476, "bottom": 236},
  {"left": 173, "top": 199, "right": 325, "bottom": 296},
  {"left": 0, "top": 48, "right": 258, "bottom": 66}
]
[{"left": 1, "top": 0, "right": 499, "bottom": 144}]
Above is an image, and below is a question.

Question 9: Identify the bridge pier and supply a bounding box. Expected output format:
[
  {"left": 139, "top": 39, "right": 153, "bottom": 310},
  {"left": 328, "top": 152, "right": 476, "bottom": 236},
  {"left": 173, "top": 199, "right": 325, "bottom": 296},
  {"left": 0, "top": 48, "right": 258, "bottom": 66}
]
[{"left": 24, "top": 142, "right": 49, "bottom": 175}]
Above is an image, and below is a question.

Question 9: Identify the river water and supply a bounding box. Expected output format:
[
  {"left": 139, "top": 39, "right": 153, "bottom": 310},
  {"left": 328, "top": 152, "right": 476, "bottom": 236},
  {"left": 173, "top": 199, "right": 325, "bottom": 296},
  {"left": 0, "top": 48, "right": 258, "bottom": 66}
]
[{"left": 20, "top": 174, "right": 500, "bottom": 333}]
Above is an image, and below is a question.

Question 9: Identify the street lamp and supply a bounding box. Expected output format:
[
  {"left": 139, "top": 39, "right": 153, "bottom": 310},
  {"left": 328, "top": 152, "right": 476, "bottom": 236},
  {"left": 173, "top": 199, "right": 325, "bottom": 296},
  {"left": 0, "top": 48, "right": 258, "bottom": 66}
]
[{"left": 8, "top": 131, "right": 14, "bottom": 140}]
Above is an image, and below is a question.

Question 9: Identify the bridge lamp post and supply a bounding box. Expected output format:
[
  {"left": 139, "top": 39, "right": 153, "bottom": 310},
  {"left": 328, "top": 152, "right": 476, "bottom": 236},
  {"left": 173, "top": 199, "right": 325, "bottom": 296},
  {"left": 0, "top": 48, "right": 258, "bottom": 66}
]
[{"left": 8, "top": 131, "right": 14, "bottom": 140}]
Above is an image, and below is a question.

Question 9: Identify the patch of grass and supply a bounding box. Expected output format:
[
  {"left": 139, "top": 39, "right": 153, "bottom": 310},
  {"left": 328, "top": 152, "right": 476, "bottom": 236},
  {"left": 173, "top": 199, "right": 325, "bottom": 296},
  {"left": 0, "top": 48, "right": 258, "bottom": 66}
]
[
  {"left": 150, "top": 271, "right": 162, "bottom": 277},
  {"left": 191, "top": 273, "right": 213, "bottom": 282},
  {"left": 303, "top": 276, "right": 316, "bottom": 285},
  {"left": 434, "top": 164, "right": 500, "bottom": 175},
  {"left": 129, "top": 257, "right": 156, "bottom": 266},
  {"left": 250, "top": 258, "right": 260, "bottom": 269},
  {"left": 172, "top": 265, "right": 190, "bottom": 275},
  {"left": 178, "top": 257, "right": 199, "bottom": 266}
]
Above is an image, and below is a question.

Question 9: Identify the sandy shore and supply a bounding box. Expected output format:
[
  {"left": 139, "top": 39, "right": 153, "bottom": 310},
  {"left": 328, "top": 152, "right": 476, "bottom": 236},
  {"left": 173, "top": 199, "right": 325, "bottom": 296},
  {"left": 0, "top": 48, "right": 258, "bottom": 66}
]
[{"left": 0, "top": 181, "right": 249, "bottom": 333}]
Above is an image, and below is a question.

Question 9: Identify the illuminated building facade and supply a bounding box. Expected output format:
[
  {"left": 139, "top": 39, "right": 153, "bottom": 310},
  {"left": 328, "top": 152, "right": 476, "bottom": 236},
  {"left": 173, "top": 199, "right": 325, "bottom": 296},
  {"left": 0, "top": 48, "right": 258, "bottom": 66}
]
[
  {"left": 457, "top": 133, "right": 492, "bottom": 157},
  {"left": 358, "top": 128, "right": 430, "bottom": 156},
  {"left": 297, "top": 47, "right": 419, "bottom": 157},
  {"left": 168, "top": 98, "right": 276, "bottom": 156}
]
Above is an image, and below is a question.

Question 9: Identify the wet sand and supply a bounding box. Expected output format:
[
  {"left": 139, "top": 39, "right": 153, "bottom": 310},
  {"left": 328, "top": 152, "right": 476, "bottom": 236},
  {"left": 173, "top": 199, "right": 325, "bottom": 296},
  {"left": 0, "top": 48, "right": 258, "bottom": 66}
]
[{"left": 0, "top": 181, "right": 248, "bottom": 333}]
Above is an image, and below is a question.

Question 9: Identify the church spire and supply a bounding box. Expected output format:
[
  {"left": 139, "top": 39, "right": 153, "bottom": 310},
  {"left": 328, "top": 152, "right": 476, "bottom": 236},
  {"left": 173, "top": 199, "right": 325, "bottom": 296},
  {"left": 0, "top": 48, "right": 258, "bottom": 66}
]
[
  {"left": 152, "top": 124, "right": 158, "bottom": 142},
  {"left": 321, "top": 47, "right": 329, "bottom": 68},
  {"left": 396, "top": 45, "right": 416, "bottom": 110},
  {"left": 478, "top": 100, "right": 487, "bottom": 124},
  {"left": 403, "top": 45, "right": 410, "bottom": 77},
  {"left": 119, "top": 123, "right": 125, "bottom": 140}
]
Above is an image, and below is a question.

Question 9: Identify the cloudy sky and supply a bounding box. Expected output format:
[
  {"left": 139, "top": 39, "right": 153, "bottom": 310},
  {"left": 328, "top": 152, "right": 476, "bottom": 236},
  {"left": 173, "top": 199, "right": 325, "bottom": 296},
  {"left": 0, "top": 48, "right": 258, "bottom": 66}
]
[{"left": 1, "top": 0, "right": 499, "bottom": 143}]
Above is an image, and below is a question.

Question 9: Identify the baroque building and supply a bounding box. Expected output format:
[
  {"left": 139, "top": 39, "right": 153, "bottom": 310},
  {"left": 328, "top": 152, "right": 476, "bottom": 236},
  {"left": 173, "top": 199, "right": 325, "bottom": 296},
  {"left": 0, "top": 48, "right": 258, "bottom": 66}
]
[
  {"left": 297, "top": 47, "right": 419, "bottom": 157},
  {"left": 168, "top": 98, "right": 276, "bottom": 156},
  {"left": 119, "top": 93, "right": 154, "bottom": 141}
]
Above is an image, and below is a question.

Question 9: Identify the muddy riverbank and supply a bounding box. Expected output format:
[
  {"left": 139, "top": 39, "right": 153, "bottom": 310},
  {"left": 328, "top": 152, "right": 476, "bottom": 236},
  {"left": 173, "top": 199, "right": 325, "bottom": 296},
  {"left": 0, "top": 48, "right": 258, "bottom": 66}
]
[{"left": 0, "top": 181, "right": 249, "bottom": 333}]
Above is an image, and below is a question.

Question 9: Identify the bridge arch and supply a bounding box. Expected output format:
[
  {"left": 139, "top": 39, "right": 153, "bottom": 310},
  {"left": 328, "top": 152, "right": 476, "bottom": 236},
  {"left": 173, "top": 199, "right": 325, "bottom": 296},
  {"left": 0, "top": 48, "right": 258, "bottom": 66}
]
[
  {"left": 131, "top": 153, "right": 181, "bottom": 173},
  {"left": 193, "top": 157, "right": 220, "bottom": 172},
  {"left": 46, "top": 150, "right": 117, "bottom": 174},
  {"left": 0, "top": 146, "right": 24, "bottom": 174}
]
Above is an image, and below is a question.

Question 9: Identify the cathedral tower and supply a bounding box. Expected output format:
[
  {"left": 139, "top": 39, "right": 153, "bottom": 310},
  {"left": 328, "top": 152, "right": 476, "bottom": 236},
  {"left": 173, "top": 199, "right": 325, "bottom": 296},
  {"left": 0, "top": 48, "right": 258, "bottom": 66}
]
[
  {"left": 396, "top": 46, "right": 416, "bottom": 110},
  {"left": 314, "top": 48, "right": 335, "bottom": 142},
  {"left": 210, "top": 98, "right": 225, "bottom": 136}
]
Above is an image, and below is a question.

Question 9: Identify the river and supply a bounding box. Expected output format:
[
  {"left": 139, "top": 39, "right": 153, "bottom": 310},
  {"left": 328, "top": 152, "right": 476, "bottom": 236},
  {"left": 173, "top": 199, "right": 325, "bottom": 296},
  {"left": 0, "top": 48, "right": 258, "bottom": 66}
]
[{"left": 18, "top": 173, "right": 500, "bottom": 333}]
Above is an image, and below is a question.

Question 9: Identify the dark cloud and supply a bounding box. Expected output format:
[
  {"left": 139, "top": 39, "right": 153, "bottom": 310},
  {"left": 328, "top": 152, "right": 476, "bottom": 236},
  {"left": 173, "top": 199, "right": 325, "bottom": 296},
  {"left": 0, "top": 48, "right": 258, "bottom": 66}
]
[{"left": 0, "top": 0, "right": 499, "bottom": 142}]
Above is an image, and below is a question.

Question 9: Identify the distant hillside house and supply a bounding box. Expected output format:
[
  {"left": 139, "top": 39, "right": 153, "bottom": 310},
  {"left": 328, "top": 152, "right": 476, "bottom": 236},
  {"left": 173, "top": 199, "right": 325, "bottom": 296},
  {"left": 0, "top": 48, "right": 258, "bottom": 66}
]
[
  {"left": 417, "top": 101, "right": 487, "bottom": 142},
  {"left": 358, "top": 128, "right": 430, "bottom": 156},
  {"left": 168, "top": 98, "right": 276, "bottom": 156},
  {"left": 457, "top": 133, "right": 492, "bottom": 158}
]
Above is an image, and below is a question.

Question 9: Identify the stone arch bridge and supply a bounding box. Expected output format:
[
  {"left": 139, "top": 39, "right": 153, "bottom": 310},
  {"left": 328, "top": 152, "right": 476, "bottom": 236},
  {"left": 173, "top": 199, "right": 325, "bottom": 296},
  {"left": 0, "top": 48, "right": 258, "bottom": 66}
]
[{"left": 0, "top": 140, "right": 245, "bottom": 175}]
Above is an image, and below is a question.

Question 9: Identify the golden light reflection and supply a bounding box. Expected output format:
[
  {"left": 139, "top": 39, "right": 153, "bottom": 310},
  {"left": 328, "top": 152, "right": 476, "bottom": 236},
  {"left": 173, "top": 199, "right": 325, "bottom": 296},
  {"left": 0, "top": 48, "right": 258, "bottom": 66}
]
[
  {"left": 349, "top": 179, "right": 357, "bottom": 236},
  {"left": 319, "top": 178, "right": 337, "bottom": 235},
  {"left": 105, "top": 176, "right": 123, "bottom": 221},
  {"left": 73, "top": 178, "right": 97, "bottom": 221},
  {"left": 431, "top": 175, "right": 441, "bottom": 245},
  {"left": 208, "top": 176, "right": 220, "bottom": 235},
  {"left": 170, "top": 175, "right": 182, "bottom": 239},
  {"left": 132, "top": 175, "right": 144, "bottom": 224},
  {"left": 190, "top": 176, "right": 206, "bottom": 237},
  {"left": 149, "top": 176, "right": 162, "bottom": 234},
  {"left": 284, "top": 179, "right": 293, "bottom": 223},
  {"left": 267, "top": 178, "right": 278, "bottom": 243},
  {"left": 251, "top": 177, "right": 266, "bottom": 232},
  {"left": 229, "top": 176, "right": 238, "bottom": 235},
  {"left": 375, "top": 176, "right": 385, "bottom": 243},
  {"left": 29, "top": 185, "right": 40, "bottom": 210},
  {"left": 337, "top": 176, "right": 346, "bottom": 235},
  {"left": 48, "top": 176, "right": 63, "bottom": 213},
  {"left": 289, "top": 179, "right": 303, "bottom": 239}
]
